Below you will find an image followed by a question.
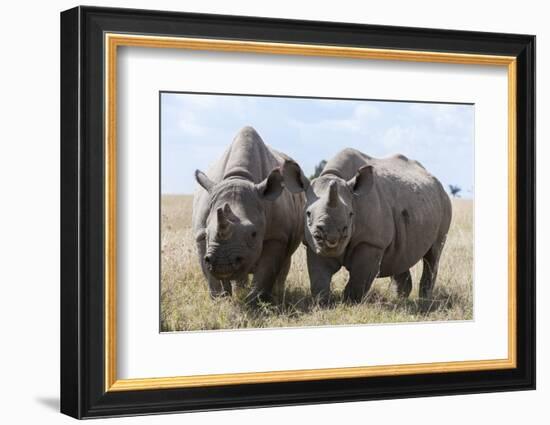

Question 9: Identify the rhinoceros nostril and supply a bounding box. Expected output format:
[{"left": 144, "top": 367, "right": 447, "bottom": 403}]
[
  {"left": 232, "top": 256, "right": 244, "bottom": 270},
  {"left": 204, "top": 255, "right": 211, "bottom": 264},
  {"left": 313, "top": 225, "right": 325, "bottom": 241}
]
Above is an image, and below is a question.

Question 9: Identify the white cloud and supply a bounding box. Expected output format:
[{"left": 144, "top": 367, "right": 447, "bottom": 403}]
[
  {"left": 177, "top": 110, "right": 205, "bottom": 136},
  {"left": 409, "top": 103, "right": 474, "bottom": 135},
  {"left": 382, "top": 126, "right": 410, "bottom": 150},
  {"left": 289, "top": 103, "right": 380, "bottom": 134}
]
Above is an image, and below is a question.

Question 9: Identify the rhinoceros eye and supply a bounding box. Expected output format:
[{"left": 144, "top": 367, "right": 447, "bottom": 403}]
[{"left": 246, "top": 230, "right": 259, "bottom": 248}]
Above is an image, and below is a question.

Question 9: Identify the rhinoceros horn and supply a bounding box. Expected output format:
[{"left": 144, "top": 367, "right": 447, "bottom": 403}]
[
  {"left": 327, "top": 181, "right": 339, "bottom": 208},
  {"left": 216, "top": 203, "right": 238, "bottom": 239},
  {"left": 223, "top": 203, "right": 239, "bottom": 222}
]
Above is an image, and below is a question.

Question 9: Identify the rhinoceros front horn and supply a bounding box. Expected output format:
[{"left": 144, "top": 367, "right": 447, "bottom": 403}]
[
  {"left": 327, "top": 181, "right": 339, "bottom": 208},
  {"left": 216, "top": 203, "right": 237, "bottom": 239},
  {"left": 222, "top": 203, "right": 238, "bottom": 222},
  {"left": 216, "top": 206, "right": 231, "bottom": 239}
]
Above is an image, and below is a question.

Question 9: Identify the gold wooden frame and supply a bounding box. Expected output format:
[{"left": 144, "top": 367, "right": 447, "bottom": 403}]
[{"left": 104, "top": 33, "right": 517, "bottom": 392}]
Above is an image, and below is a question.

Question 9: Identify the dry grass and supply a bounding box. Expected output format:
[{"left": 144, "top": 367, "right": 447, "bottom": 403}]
[{"left": 160, "top": 195, "right": 473, "bottom": 332}]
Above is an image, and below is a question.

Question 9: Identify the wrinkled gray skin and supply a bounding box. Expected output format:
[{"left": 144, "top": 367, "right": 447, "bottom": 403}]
[
  {"left": 192, "top": 126, "right": 304, "bottom": 302},
  {"left": 282, "top": 148, "right": 452, "bottom": 303}
]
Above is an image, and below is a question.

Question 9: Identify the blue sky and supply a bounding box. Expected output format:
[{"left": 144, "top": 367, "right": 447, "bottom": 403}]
[{"left": 161, "top": 93, "right": 474, "bottom": 197}]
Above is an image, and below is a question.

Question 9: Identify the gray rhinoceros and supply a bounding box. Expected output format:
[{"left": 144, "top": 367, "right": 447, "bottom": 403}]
[
  {"left": 192, "top": 126, "right": 304, "bottom": 302},
  {"left": 281, "top": 148, "right": 452, "bottom": 303}
]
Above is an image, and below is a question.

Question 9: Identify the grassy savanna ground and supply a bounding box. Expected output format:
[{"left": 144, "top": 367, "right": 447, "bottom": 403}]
[{"left": 160, "top": 195, "right": 473, "bottom": 332}]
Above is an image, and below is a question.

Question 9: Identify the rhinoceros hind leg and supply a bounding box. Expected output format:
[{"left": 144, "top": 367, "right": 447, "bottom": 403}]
[
  {"left": 391, "top": 270, "right": 412, "bottom": 299},
  {"left": 419, "top": 241, "right": 444, "bottom": 300}
]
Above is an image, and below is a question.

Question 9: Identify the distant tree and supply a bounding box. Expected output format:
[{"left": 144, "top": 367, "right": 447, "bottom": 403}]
[
  {"left": 309, "top": 160, "right": 327, "bottom": 180},
  {"left": 448, "top": 184, "right": 462, "bottom": 198}
]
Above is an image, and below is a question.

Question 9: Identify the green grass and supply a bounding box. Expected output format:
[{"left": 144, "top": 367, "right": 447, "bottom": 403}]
[{"left": 160, "top": 195, "right": 473, "bottom": 332}]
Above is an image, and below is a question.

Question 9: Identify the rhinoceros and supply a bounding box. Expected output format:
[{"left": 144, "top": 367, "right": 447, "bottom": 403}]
[
  {"left": 192, "top": 126, "right": 304, "bottom": 302},
  {"left": 281, "top": 148, "right": 452, "bottom": 303}
]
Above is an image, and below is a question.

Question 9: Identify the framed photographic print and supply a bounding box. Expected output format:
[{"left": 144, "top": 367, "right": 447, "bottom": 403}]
[{"left": 60, "top": 6, "right": 535, "bottom": 419}]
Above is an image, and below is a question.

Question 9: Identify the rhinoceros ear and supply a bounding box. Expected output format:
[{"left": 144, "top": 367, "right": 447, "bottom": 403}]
[
  {"left": 347, "top": 165, "right": 374, "bottom": 196},
  {"left": 256, "top": 168, "right": 284, "bottom": 201},
  {"left": 282, "top": 160, "right": 310, "bottom": 193},
  {"left": 195, "top": 169, "right": 214, "bottom": 192}
]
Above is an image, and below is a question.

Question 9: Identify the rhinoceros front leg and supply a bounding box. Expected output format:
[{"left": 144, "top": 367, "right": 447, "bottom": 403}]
[
  {"left": 343, "top": 243, "right": 384, "bottom": 303},
  {"left": 246, "top": 239, "right": 288, "bottom": 304},
  {"left": 391, "top": 270, "right": 412, "bottom": 299},
  {"left": 306, "top": 246, "right": 340, "bottom": 304}
]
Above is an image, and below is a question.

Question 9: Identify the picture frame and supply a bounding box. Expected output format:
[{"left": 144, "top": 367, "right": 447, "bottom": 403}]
[{"left": 60, "top": 5, "right": 535, "bottom": 419}]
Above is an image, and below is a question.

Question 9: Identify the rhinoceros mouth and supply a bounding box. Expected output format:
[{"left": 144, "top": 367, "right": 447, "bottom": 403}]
[
  {"left": 325, "top": 240, "right": 339, "bottom": 249},
  {"left": 211, "top": 270, "right": 233, "bottom": 279},
  {"left": 317, "top": 248, "right": 340, "bottom": 257},
  {"left": 313, "top": 240, "right": 344, "bottom": 257},
  {"left": 209, "top": 261, "right": 249, "bottom": 280},
  {"left": 210, "top": 267, "right": 234, "bottom": 278}
]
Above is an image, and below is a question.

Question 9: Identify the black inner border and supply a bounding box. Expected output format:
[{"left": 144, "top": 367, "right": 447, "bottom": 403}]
[{"left": 157, "top": 89, "right": 475, "bottom": 334}]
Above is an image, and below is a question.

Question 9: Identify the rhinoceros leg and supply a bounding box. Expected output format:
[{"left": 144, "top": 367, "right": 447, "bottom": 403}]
[
  {"left": 273, "top": 257, "right": 291, "bottom": 299},
  {"left": 391, "top": 270, "right": 412, "bottom": 299},
  {"left": 343, "top": 243, "right": 384, "bottom": 303},
  {"left": 246, "top": 239, "right": 288, "bottom": 304},
  {"left": 419, "top": 240, "right": 444, "bottom": 300},
  {"left": 306, "top": 246, "right": 340, "bottom": 304}
]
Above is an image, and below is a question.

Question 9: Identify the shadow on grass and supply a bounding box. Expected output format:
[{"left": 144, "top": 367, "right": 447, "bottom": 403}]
[
  {"left": 238, "top": 283, "right": 465, "bottom": 322},
  {"left": 235, "top": 284, "right": 350, "bottom": 320},
  {"left": 361, "top": 285, "right": 465, "bottom": 318}
]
